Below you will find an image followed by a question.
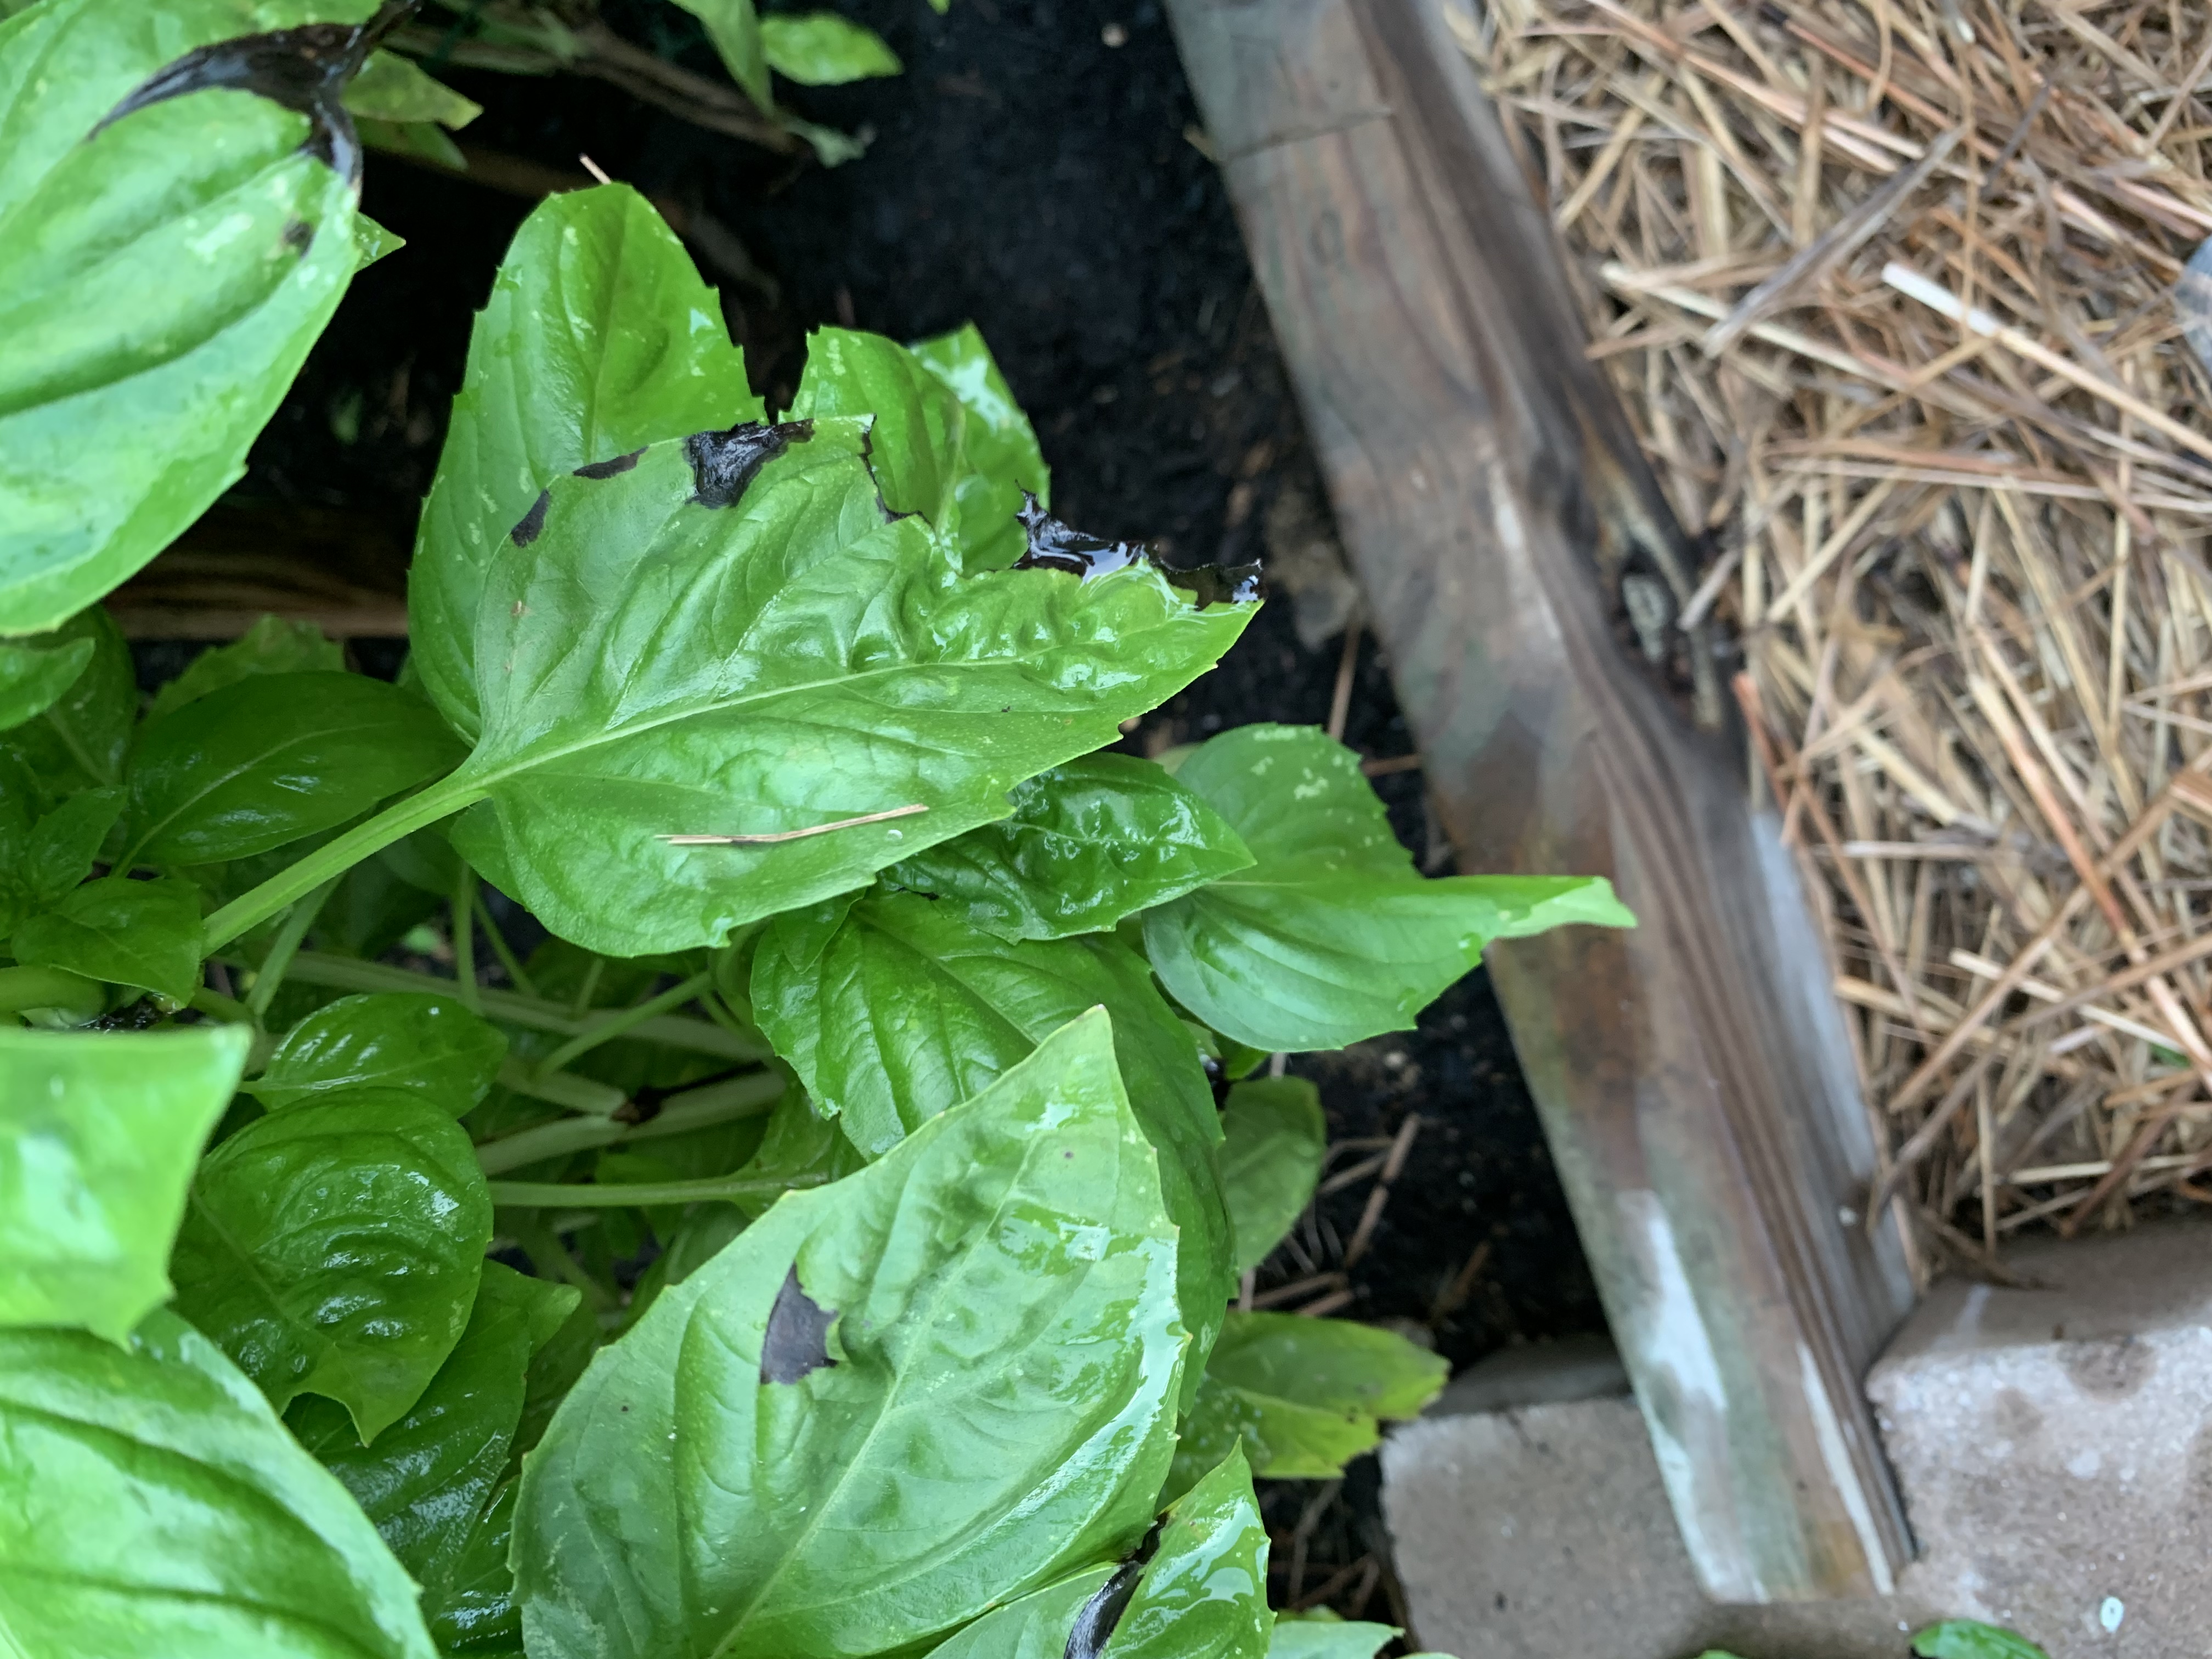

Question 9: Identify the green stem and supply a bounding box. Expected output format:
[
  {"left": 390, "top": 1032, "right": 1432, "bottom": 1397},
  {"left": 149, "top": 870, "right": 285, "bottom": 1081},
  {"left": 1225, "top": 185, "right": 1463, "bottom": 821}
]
[
  {"left": 568, "top": 955, "right": 605, "bottom": 1021},
  {"left": 487, "top": 1170, "right": 822, "bottom": 1209},
  {"left": 245, "top": 879, "right": 338, "bottom": 1020},
  {"left": 450, "top": 864, "right": 481, "bottom": 1015},
  {"left": 201, "top": 774, "right": 486, "bottom": 957},
  {"left": 495, "top": 1056, "right": 626, "bottom": 1118},
  {"left": 189, "top": 987, "right": 255, "bottom": 1024},
  {"left": 475, "top": 1069, "right": 785, "bottom": 1176},
  {"left": 473, "top": 892, "right": 539, "bottom": 997},
  {"left": 534, "top": 972, "right": 712, "bottom": 1078},
  {"left": 504, "top": 1214, "right": 613, "bottom": 1312},
  {"left": 0, "top": 966, "right": 105, "bottom": 1024}
]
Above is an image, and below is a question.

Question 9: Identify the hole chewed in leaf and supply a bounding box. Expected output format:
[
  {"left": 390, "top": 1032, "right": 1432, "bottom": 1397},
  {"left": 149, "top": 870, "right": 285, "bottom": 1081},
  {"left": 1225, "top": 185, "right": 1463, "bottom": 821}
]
[
  {"left": 510, "top": 489, "right": 551, "bottom": 547},
  {"left": 573, "top": 447, "right": 647, "bottom": 480},
  {"left": 89, "top": 0, "right": 416, "bottom": 187},
  {"left": 1063, "top": 1520, "right": 1164, "bottom": 1659},
  {"left": 1013, "top": 494, "right": 1262, "bottom": 607},
  {"left": 759, "top": 1265, "right": 837, "bottom": 1385},
  {"left": 686, "top": 419, "right": 815, "bottom": 509}
]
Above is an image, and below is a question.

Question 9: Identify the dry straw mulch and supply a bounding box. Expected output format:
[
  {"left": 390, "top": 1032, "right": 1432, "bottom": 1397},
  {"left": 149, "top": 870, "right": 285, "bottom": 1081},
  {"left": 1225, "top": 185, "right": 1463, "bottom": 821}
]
[{"left": 1467, "top": 0, "right": 2212, "bottom": 1265}]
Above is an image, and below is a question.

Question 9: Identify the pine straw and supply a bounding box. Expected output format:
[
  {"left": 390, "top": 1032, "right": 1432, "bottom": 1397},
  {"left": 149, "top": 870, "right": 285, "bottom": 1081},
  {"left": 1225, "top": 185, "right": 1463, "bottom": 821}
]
[{"left": 1465, "top": 0, "right": 2212, "bottom": 1262}]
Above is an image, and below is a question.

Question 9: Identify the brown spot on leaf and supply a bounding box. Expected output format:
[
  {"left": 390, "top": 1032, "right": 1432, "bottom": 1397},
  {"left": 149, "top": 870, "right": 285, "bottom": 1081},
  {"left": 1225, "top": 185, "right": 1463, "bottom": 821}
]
[
  {"left": 573, "top": 447, "right": 646, "bottom": 480},
  {"left": 510, "top": 489, "right": 550, "bottom": 546},
  {"left": 759, "top": 1265, "right": 837, "bottom": 1385}
]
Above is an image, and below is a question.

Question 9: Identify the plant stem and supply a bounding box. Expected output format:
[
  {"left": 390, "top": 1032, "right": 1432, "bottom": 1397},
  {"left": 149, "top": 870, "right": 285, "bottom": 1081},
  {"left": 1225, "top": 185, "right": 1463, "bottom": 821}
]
[
  {"left": 473, "top": 891, "right": 539, "bottom": 997},
  {"left": 450, "top": 863, "right": 481, "bottom": 1014},
  {"left": 504, "top": 1214, "right": 613, "bottom": 1312},
  {"left": 487, "top": 1170, "right": 822, "bottom": 1209},
  {"left": 475, "top": 1069, "right": 785, "bottom": 1175},
  {"left": 534, "top": 972, "right": 712, "bottom": 1078},
  {"left": 568, "top": 954, "right": 605, "bottom": 1021},
  {"left": 0, "top": 966, "right": 105, "bottom": 1024},
  {"left": 494, "top": 1057, "right": 626, "bottom": 1118},
  {"left": 189, "top": 987, "right": 255, "bottom": 1024},
  {"left": 245, "top": 879, "right": 338, "bottom": 1020},
  {"left": 201, "top": 773, "right": 486, "bottom": 956}
]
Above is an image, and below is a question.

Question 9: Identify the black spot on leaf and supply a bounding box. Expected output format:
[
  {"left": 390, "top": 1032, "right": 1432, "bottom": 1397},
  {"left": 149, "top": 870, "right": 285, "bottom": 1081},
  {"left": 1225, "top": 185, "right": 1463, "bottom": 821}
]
[
  {"left": 686, "top": 419, "right": 815, "bottom": 509},
  {"left": 89, "top": 0, "right": 416, "bottom": 187},
  {"left": 281, "top": 217, "right": 314, "bottom": 256},
  {"left": 574, "top": 447, "right": 646, "bottom": 480},
  {"left": 510, "top": 489, "right": 550, "bottom": 546},
  {"left": 1064, "top": 1521, "right": 1163, "bottom": 1659},
  {"left": 1012, "top": 494, "right": 1261, "bottom": 606},
  {"left": 759, "top": 1266, "right": 837, "bottom": 1385}
]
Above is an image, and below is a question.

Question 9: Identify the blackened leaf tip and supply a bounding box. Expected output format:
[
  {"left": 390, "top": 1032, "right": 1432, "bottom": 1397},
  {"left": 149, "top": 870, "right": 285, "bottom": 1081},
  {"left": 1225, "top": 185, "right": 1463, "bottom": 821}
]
[
  {"left": 1063, "top": 1520, "right": 1164, "bottom": 1659},
  {"left": 510, "top": 489, "right": 550, "bottom": 546},
  {"left": 1012, "top": 494, "right": 1262, "bottom": 606},
  {"left": 686, "top": 419, "right": 815, "bottom": 509},
  {"left": 759, "top": 1265, "right": 838, "bottom": 1386}
]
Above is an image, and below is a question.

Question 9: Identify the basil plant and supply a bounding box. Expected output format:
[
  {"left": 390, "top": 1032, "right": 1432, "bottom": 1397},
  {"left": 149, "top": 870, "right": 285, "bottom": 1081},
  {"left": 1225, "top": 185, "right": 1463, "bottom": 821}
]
[{"left": 0, "top": 4, "right": 1631, "bottom": 1657}]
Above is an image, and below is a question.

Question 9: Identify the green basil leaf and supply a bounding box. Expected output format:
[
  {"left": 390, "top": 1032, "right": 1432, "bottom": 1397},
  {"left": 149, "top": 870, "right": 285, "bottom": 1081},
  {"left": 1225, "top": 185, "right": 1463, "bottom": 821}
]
[
  {"left": 790, "top": 325, "right": 962, "bottom": 518},
  {"left": 290, "top": 1261, "right": 577, "bottom": 1651},
  {"left": 1107, "top": 1446, "right": 1271, "bottom": 1659},
  {"left": 1913, "top": 1622, "right": 2052, "bottom": 1659},
  {"left": 0, "top": 0, "right": 379, "bottom": 633},
  {"left": 753, "top": 890, "right": 1233, "bottom": 1379},
  {"left": 514, "top": 1009, "right": 1186, "bottom": 1659},
  {"left": 0, "top": 783, "right": 125, "bottom": 934},
  {"left": 0, "top": 604, "right": 135, "bottom": 797},
  {"left": 911, "top": 323, "right": 1049, "bottom": 572},
  {"left": 11, "top": 874, "right": 203, "bottom": 1004},
  {"left": 435, "top": 424, "right": 1250, "bottom": 957},
  {"left": 170, "top": 1088, "right": 493, "bottom": 1440},
  {"left": 409, "top": 183, "right": 764, "bottom": 740},
  {"left": 0, "top": 636, "right": 93, "bottom": 730},
  {"left": 887, "top": 753, "right": 1252, "bottom": 940},
  {"left": 0, "top": 1311, "right": 438, "bottom": 1658},
  {"left": 0, "top": 1023, "right": 249, "bottom": 1341},
  {"left": 144, "top": 613, "right": 345, "bottom": 723},
  {"left": 1265, "top": 1615, "right": 1401, "bottom": 1659},
  {"left": 760, "top": 11, "right": 902, "bottom": 83},
  {"left": 1218, "top": 1075, "right": 1325, "bottom": 1274},
  {"left": 513, "top": 1290, "right": 600, "bottom": 1464},
  {"left": 343, "top": 47, "right": 481, "bottom": 127},
  {"left": 1146, "top": 725, "right": 1632, "bottom": 1051},
  {"left": 123, "top": 670, "right": 465, "bottom": 867},
  {"left": 667, "top": 0, "right": 772, "bottom": 109},
  {"left": 924, "top": 1569, "right": 1116, "bottom": 1659},
  {"left": 1169, "top": 1312, "right": 1447, "bottom": 1497},
  {"left": 253, "top": 991, "right": 507, "bottom": 1115}
]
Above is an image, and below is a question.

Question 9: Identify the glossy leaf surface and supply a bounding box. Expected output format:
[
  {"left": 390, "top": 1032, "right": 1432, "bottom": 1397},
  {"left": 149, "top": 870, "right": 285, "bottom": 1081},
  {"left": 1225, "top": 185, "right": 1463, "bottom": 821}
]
[
  {"left": 789, "top": 326, "right": 962, "bottom": 518},
  {"left": 0, "top": 0, "right": 377, "bottom": 633},
  {"left": 1104, "top": 1447, "right": 1271, "bottom": 1659},
  {"left": 438, "top": 424, "right": 1250, "bottom": 956},
  {"left": 923, "top": 1570, "right": 1114, "bottom": 1659},
  {"left": 0, "top": 636, "right": 92, "bottom": 729},
  {"left": 0, "top": 605, "right": 134, "bottom": 798},
  {"left": 124, "top": 670, "right": 465, "bottom": 866},
  {"left": 0, "top": 1312, "right": 438, "bottom": 1659},
  {"left": 910, "top": 323, "right": 1048, "bottom": 570},
  {"left": 887, "top": 752, "right": 1252, "bottom": 940},
  {"left": 1218, "top": 1076, "right": 1325, "bottom": 1274},
  {"left": 0, "top": 1023, "right": 249, "bottom": 1341},
  {"left": 760, "top": 12, "right": 901, "bottom": 82},
  {"left": 1265, "top": 1616, "right": 1401, "bottom": 1659},
  {"left": 409, "top": 183, "right": 764, "bottom": 737},
  {"left": 171, "top": 1089, "right": 493, "bottom": 1440},
  {"left": 1170, "top": 1312, "right": 1446, "bottom": 1496},
  {"left": 290, "top": 1262, "right": 578, "bottom": 1651},
  {"left": 144, "top": 613, "right": 343, "bottom": 723},
  {"left": 753, "top": 890, "right": 1232, "bottom": 1368},
  {"left": 253, "top": 991, "right": 507, "bottom": 1115},
  {"left": 11, "top": 874, "right": 204, "bottom": 1004},
  {"left": 514, "top": 1010, "right": 1187, "bottom": 1659},
  {"left": 1146, "top": 725, "right": 1632, "bottom": 1050},
  {"left": 0, "top": 782, "right": 125, "bottom": 935}
]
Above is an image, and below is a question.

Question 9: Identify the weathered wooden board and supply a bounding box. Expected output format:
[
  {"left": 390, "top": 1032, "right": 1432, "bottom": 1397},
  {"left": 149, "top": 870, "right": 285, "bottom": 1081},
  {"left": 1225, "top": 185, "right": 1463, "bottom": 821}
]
[{"left": 1166, "top": 0, "right": 1917, "bottom": 1600}]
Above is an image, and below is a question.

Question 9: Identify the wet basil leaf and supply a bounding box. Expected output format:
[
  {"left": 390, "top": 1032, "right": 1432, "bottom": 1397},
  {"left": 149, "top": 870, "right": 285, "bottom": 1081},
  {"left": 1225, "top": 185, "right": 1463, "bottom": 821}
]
[
  {"left": 11, "top": 874, "right": 203, "bottom": 1005},
  {"left": 514, "top": 1010, "right": 1186, "bottom": 1659},
  {"left": 924, "top": 1568, "right": 1116, "bottom": 1659},
  {"left": 123, "top": 670, "right": 466, "bottom": 867},
  {"left": 753, "top": 890, "right": 1233, "bottom": 1379},
  {"left": 170, "top": 1088, "right": 493, "bottom": 1441},
  {"left": 0, "top": 636, "right": 93, "bottom": 731},
  {"left": 887, "top": 753, "right": 1252, "bottom": 940},
  {"left": 1146, "top": 725, "right": 1632, "bottom": 1051},
  {"left": 252, "top": 991, "right": 506, "bottom": 1115},
  {"left": 1169, "top": 1312, "right": 1446, "bottom": 1498},
  {"left": 433, "top": 423, "right": 1250, "bottom": 957},
  {"left": 761, "top": 12, "right": 900, "bottom": 83},
  {"left": 911, "top": 323, "right": 1049, "bottom": 571},
  {"left": 0, "top": 605, "right": 135, "bottom": 799},
  {"left": 1218, "top": 1075, "right": 1325, "bottom": 1274},
  {"left": 0, "top": 0, "right": 380, "bottom": 633},
  {"left": 0, "top": 1311, "right": 438, "bottom": 1659},
  {"left": 789, "top": 325, "right": 962, "bottom": 518},
  {"left": 1105, "top": 1447, "right": 1271, "bottom": 1659},
  {"left": 1266, "top": 1615, "right": 1402, "bottom": 1659},
  {"left": 144, "top": 613, "right": 345, "bottom": 724},
  {"left": 0, "top": 783, "right": 124, "bottom": 936},
  {"left": 0, "top": 1023, "right": 249, "bottom": 1341},
  {"left": 290, "top": 1261, "right": 578, "bottom": 1651},
  {"left": 409, "top": 183, "right": 764, "bottom": 739}
]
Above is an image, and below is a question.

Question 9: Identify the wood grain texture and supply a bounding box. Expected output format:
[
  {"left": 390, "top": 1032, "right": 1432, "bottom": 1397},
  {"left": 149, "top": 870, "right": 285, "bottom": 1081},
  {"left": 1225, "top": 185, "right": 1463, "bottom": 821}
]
[{"left": 1167, "top": 0, "right": 1916, "bottom": 1599}]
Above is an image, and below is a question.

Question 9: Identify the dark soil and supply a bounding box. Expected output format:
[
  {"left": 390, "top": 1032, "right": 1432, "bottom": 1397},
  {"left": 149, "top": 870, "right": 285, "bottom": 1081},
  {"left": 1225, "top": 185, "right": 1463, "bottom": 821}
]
[{"left": 170, "top": 0, "right": 1606, "bottom": 1633}]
